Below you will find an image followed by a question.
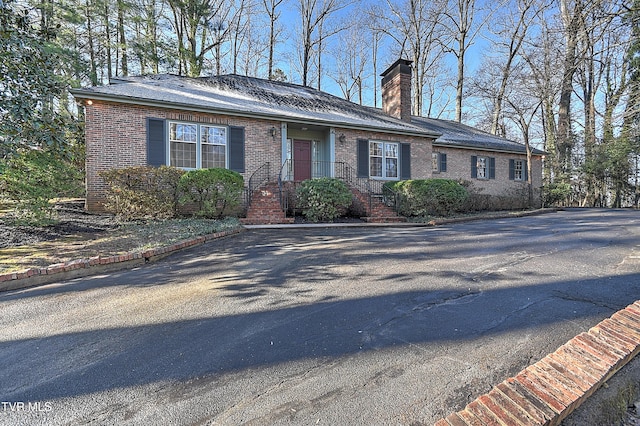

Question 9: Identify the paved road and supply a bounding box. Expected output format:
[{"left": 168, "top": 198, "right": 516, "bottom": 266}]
[{"left": 1, "top": 209, "right": 639, "bottom": 425}]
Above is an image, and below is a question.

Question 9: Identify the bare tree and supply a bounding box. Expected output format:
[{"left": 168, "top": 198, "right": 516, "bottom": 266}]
[
  {"left": 369, "top": 23, "right": 383, "bottom": 108},
  {"left": 521, "top": 16, "right": 563, "bottom": 182},
  {"left": 262, "top": 0, "right": 284, "bottom": 80},
  {"left": 331, "top": 19, "right": 369, "bottom": 103},
  {"left": 232, "top": 0, "right": 270, "bottom": 76},
  {"left": 504, "top": 66, "right": 544, "bottom": 205},
  {"left": 296, "top": 0, "right": 351, "bottom": 87},
  {"left": 486, "top": 0, "right": 544, "bottom": 134},
  {"left": 438, "top": 0, "right": 490, "bottom": 122},
  {"left": 371, "top": 0, "right": 447, "bottom": 117}
]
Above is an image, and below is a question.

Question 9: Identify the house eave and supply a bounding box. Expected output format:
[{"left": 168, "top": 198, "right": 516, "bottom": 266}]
[
  {"left": 71, "top": 90, "right": 441, "bottom": 140},
  {"left": 432, "top": 141, "right": 545, "bottom": 156}
]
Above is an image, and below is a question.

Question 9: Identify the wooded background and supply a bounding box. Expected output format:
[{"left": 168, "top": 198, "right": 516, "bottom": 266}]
[{"left": 1, "top": 0, "right": 638, "bottom": 208}]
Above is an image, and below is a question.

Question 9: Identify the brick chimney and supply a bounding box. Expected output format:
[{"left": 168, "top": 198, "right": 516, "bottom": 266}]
[{"left": 381, "top": 59, "right": 413, "bottom": 123}]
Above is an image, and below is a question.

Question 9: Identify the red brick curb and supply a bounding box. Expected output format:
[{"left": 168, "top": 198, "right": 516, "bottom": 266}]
[
  {"left": 435, "top": 301, "right": 640, "bottom": 426},
  {"left": 0, "top": 227, "right": 244, "bottom": 292}
]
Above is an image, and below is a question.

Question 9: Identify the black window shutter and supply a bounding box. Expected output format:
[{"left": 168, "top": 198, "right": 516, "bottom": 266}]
[
  {"left": 147, "top": 118, "right": 166, "bottom": 167},
  {"left": 357, "top": 139, "right": 369, "bottom": 178},
  {"left": 228, "top": 126, "right": 245, "bottom": 173},
  {"left": 471, "top": 156, "right": 477, "bottom": 178},
  {"left": 440, "top": 153, "right": 447, "bottom": 172},
  {"left": 509, "top": 159, "right": 515, "bottom": 180},
  {"left": 400, "top": 143, "right": 411, "bottom": 179},
  {"left": 489, "top": 157, "right": 496, "bottom": 179},
  {"left": 524, "top": 160, "right": 528, "bottom": 181}
]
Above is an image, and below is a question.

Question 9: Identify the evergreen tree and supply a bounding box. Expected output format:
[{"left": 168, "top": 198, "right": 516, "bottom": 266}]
[{"left": 0, "top": 0, "right": 71, "bottom": 157}]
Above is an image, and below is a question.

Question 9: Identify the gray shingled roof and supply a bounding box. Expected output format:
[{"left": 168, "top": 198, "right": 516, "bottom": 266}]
[
  {"left": 72, "top": 73, "right": 542, "bottom": 155},
  {"left": 412, "top": 116, "right": 544, "bottom": 155},
  {"left": 71, "top": 74, "right": 437, "bottom": 137}
]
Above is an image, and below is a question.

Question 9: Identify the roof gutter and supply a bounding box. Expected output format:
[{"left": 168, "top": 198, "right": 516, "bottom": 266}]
[
  {"left": 70, "top": 89, "right": 442, "bottom": 140},
  {"left": 432, "top": 141, "right": 546, "bottom": 156}
]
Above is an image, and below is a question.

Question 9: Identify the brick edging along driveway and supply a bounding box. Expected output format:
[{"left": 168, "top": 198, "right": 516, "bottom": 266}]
[
  {"left": 0, "top": 228, "right": 244, "bottom": 292},
  {"left": 436, "top": 300, "right": 640, "bottom": 426}
]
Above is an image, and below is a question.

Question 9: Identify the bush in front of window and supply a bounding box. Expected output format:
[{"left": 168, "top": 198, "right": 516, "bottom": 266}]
[
  {"left": 100, "top": 166, "right": 185, "bottom": 220},
  {"left": 297, "top": 178, "right": 353, "bottom": 222},
  {"left": 386, "top": 178, "right": 468, "bottom": 217},
  {"left": 178, "top": 168, "right": 244, "bottom": 219}
]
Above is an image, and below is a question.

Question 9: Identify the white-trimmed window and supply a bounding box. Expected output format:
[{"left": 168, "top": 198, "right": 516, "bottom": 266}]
[
  {"left": 509, "top": 158, "right": 527, "bottom": 181},
  {"left": 513, "top": 159, "right": 524, "bottom": 181},
  {"left": 169, "top": 123, "right": 197, "bottom": 168},
  {"left": 169, "top": 121, "right": 227, "bottom": 169},
  {"left": 471, "top": 155, "right": 495, "bottom": 180},
  {"left": 370, "top": 141, "right": 398, "bottom": 179}
]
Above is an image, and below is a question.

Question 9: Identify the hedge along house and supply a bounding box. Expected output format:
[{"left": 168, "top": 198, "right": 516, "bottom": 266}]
[
  {"left": 414, "top": 116, "right": 545, "bottom": 208},
  {"left": 72, "top": 58, "right": 543, "bottom": 224}
]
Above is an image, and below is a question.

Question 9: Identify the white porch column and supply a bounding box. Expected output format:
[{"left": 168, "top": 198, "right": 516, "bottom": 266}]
[{"left": 329, "top": 128, "right": 336, "bottom": 178}]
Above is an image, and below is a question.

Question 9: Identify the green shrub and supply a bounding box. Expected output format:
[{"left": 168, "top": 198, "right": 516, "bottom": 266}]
[
  {"left": 100, "top": 166, "right": 184, "bottom": 220},
  {"left": 542, "top": 182, "right": 571, "bottom": 206},
  {"left": 297, "top": 177, "right": 353, "bottom": 222},
  {"left": 0, "top": 149, "right": 84, "bottom": 225},
  {"left": 178, "top": 168, "right": 244, "bottom": 219},
  {"left": 385, "top": 178, "right": 468, "bottom": 217}
]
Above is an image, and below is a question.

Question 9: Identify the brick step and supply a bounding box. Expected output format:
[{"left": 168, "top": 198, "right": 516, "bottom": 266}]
[
  {"left": 349, "top": 186, "right": 403, "bottom": 220},
  {"left": 244, "top": 182, "right": 292, "bottom": 225}
]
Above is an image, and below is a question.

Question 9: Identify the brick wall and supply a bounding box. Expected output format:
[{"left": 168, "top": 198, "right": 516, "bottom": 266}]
[
  {"left": 432, "top": 146, "right": 543, "bottom": 201},
  {"left": 85, "top": 101, "right": 282, "bottom": 211},
  {"left": 84, "top": 99, "right": 539, "bottom": 214},
  {"left": 333, "top": 128, "right": 433, "bottom": 180}
]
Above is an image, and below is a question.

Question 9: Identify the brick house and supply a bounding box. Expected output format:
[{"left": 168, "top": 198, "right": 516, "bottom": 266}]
[{"left": 72, "top": 59, "right": 543, "bottom": 224}]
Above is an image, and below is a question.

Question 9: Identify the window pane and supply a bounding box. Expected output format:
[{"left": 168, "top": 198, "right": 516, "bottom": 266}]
[
  {"left": 477, "top": 157, "right": 487, "bottom": 178},
  {"left": 385, "top": 143, "right": 398, "bottom": 158},
  {"left": 170, "top": 141, "right": 196, "bottom": 168},
  {"left": 432, "top": 153, "right": 439, "bottom": 171},
  {"left": 386, "top": 158, "right": 398, "bottom": 178},
  {"left": 202, "top": 144, "right": 226, "bottom": 168},
  {"left": 370, "top": 157, "right": 382, "bottom": 177},
  {"left": 370, "top": 142, "right": 382, "bottom": 156},
  {"left": 171, "top": 123, "right": 197, "bottom": 142},
  {"left": 202, "top": 126, "right": 227, "bottom": 145}
]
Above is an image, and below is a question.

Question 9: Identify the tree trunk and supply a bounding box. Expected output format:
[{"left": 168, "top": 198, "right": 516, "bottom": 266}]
[
  {"left": 117, "top": 0, "right": 128, "bottom": 76},
  {"left": 556, "top": 0, "right": 581, "bottom": 180},
  {"left": 455, "top": 48, "right": 464, "bottom": 122},
  {"left": 103, "top": 2, "right": 113, "bottom": 80},
  {"left": 86, "top": 0, "right": 98, "bottom": 85}
]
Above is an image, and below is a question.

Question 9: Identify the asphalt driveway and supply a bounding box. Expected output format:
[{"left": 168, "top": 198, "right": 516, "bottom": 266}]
[{"left": 1, "top": 209, "right": 639, "bottom": 425}]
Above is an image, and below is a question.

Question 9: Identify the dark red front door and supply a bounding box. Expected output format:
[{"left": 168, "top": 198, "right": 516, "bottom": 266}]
[{"left": 294, "top": 140, "right": 312, "bottom": 181}]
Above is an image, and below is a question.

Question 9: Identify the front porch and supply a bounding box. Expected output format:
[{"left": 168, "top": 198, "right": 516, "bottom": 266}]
[{"left": 241, "top": 160, "right": 405, "bottom": 225}]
